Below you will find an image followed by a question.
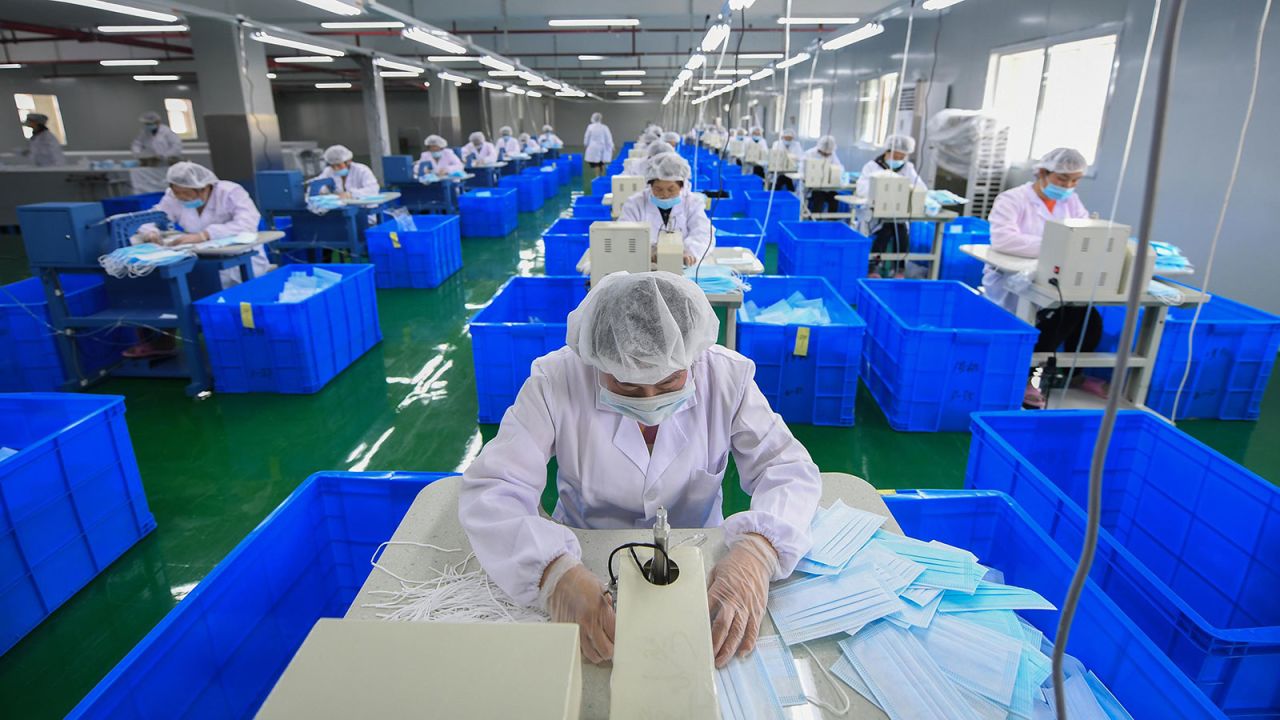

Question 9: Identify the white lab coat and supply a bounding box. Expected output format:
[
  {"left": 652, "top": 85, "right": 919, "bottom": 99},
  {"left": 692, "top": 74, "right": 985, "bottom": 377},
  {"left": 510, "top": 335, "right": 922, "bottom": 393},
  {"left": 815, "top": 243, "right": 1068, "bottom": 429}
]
[
  {"left": 416, "top": 149, "right": 464, "bottom": 176},
  {"left": 618, "top": 188, "right": 713, "bottom": 258},
  {"left": 854, "top": 158, "right": 927, "bottom": 231},
  {"left": 522, "top": 139, "right": 542, "bottom": 155},
  {"left": 583, "top": 121, "right": 614, "bottom": 164},
  {"left": 27, "top": 129, "right": 65, "bottom": 167},
  {"left": 461, "top": 141, "right": 499, "bottom": 166},
  {"left": 983, "top": 181, "right": 1089, "bottom": 311},
  {"left": 131, "top": 124, "right": 184, "bottom": 160},
  {"left": 459, "top": 344, "right": 822, "bottom": 605},
  {"left": 314, "top": 161, "right": 380, "bottom": 197},
  {"left": 772, "top": 139, "right": 805, "bottom": 157},
  {"left": 496, "top": 136, "right": 521, "bottom": 157},
  {"left": 146, "top": 180, "right": 268, "bottom": 288},
  {"left": 539, "top": 132, "right": 563, "bottom": 148}
]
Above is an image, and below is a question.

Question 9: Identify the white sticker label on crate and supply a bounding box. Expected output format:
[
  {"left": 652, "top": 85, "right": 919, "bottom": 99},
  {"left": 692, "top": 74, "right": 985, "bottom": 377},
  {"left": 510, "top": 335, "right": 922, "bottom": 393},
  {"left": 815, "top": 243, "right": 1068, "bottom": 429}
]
[{"left": 240, "top": 302, "right": 255, "bottom": 330}]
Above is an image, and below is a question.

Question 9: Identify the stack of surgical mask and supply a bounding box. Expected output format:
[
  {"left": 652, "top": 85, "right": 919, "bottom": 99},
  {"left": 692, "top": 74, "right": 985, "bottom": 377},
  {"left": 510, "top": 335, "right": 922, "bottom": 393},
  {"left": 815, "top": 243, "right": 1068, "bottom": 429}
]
[
  {"left": 99, "top": 243, "right": 194, "bottom": 278},
  {"left": 193, "top": 232, "right": 259, "bottom": 250},
  {"left": 739, "top": 292, "right": 831, "bottom": 325},
  {"left": 277, "top": 267, "right": 342, "bottom": 303},
  {"left": 1150, "top": 241, "right": 1192, "bottom": 272},
  {"left": 0, "top": 447, "right": 18, "bottom": 463},
  {"left": 928, "top": 189, "right": 969, "bottom": 206},
  {"left": 306, "top": 193, "right": 344, "bottom": 215},
  {"left": 685, "top": 265, "right": 748, "bottom": 294}
]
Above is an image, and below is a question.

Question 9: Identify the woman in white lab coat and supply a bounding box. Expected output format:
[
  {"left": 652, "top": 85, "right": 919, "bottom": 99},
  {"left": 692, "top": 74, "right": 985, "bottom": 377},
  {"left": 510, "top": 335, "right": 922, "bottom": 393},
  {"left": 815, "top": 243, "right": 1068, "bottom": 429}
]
[
  {"left": 539, "top": 124, "right": 563, "bottom": 149},
  {"left": 310, "top": 145, "right": 380, "bottom": 198},
  {"left": 131, "top": 111, "right": 184, "bottom": 163},
  {"left": 800, "top": 135, "right": 845, "bottom": 214},
  {"left": 768, "top": 129, "right": 805, "bottom": 192},
  {"left": 618, "top": 152, "right": 713, "bottom": 265},
  {"left": 622, "top": 139, "right": 670, "bottom": 176},
  {"left": 460, "top": 131, "right": 499, "bottom": 166},
  {"left": 519, "top": 132, "right": 542, "bottom": 155},
  {"left": 495, "top": 126, "right": 521, "bottom": 158},
  {"left": 855, "top": 134, "right": 928, "bottom": 278},
  {"left": 583, "top": 112, "right": 614, "bottom": 176},
  {"left": 459, "top": 272, "right": 822, "bottom": 667},
  {"left": 22, "top": 113, "right": 65, "bottom": 167},
  {"left": 416, "top": 134, "right": 463, "bottom": 177},
  {"left": 983, "top": 147, "right": 1102, "bottom": 408}
]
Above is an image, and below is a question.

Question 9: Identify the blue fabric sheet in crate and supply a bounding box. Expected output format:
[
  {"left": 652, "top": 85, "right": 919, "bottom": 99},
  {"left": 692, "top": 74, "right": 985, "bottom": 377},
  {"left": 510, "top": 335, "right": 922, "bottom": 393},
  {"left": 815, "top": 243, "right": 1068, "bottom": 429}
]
[
  {"left": 458, "top": 188, "right": 518, "bottom": 238},
  {"left": 778, "top": 222, "right": 871, "bottom": 304},
  {"left": 498, "top": 174, "right": 545, "bottom": 213},
  {"left": 0, "top": 276, "right": 130, "bottom": 391},
  {"left": 365, "top": 216, "right": 462, "bottom": 289}
]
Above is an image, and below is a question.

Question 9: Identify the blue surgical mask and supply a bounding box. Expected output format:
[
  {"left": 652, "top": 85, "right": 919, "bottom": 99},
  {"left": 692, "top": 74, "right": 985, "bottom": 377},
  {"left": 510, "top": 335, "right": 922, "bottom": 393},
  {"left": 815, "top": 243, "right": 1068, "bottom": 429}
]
[
  {"left": 651, "top": 194, "right": 682, "bottom": 210},
  {"left": 431, "top": 151, "right": 443, "bottom": 159},
  {"left": 1042, "top": 182, "right": 1074, "bottom": 201},
  {"left": 598, "top": 378, "right": 695, "bottom": 426},
  {"left": 182, "top": 198, "right": 204, "bottom": 209},
  {"left": 335, "top": 168, "right": 350, "bottom": 177},
  {"left": 145, "top": 124, "right": 159, "bottom": 133},
  {"left": 887, "top": 158, "right": 905, "bottom": 170}
]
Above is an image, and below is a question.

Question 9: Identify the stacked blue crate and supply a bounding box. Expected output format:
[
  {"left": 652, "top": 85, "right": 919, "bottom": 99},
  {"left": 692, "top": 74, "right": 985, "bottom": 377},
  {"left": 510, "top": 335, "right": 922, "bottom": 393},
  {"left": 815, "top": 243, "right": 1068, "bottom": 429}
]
[
  {"left": 365, "top": 216, "right": 463, "bottom": 289},
  {"left": 458, "top": 188, "right": 519, "bottom": 237},
  {"left": 498, "top": 174, "right": 545, "bottom": 213}
]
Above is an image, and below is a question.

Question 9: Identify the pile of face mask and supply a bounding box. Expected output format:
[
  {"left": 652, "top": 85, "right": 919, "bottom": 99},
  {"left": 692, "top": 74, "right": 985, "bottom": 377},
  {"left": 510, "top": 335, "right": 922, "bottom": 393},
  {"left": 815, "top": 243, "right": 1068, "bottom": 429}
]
[
  {"left": 928, "top": 189, "right": 969, "bottom": 206},
  {"left": 99, "top": 243, "right": 194, "bottom": 278},
  {"left": 1150, "top": 241, "right": 1192, "bottom": 272},
  {"left": 685, "top": 265, "right": 748, "bottom": 294},
  {"left": 277, "top": 267, "right": 343, "bottom": 303},
  {"left": 306, "top": 193, "right": 344, "bottom": 215},
  {"left": 193, "top": 232, "right": 260, "bottom": 249},
  {"left": 0, "top": 447, "right": 18, "bottom": 463},
  {"left": 740, "top": 292, "right": 831, "bottom": 325}
]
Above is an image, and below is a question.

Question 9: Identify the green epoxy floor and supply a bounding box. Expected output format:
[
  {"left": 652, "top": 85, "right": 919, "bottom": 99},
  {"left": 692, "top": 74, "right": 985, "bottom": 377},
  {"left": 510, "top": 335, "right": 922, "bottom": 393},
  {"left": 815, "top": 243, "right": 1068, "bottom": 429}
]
[{"left": 2, "top": 179, "right": 1279, "bottom": 718}]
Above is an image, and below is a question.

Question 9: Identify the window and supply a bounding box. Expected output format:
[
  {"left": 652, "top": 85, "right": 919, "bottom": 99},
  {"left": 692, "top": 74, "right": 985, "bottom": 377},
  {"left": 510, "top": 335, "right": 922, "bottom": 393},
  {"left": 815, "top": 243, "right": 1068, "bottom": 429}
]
[
  {"left": 13, "top": 93, "right": 67, "bottom": 144},
  {"left": 165, "top": 98, "right": 197, "bottom": 139},
  {"left": 856, "top": 72, "right": 898, "bottom": 145},
  {"left": 798, "top": 87, "right": 824, "bottom": 139},
  {"left": 983, "top": 33, "right": 1117, "bottom": 164},
  {"left": 772, "top": 94, "right": 785, "bottom": 134}
]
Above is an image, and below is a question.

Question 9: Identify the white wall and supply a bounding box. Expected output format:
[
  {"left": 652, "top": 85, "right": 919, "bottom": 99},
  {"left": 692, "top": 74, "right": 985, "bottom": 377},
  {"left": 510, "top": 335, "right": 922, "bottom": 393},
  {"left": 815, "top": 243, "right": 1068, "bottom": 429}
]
[{"left": 551, "top": 99, "right": 664, "bottom": 151}]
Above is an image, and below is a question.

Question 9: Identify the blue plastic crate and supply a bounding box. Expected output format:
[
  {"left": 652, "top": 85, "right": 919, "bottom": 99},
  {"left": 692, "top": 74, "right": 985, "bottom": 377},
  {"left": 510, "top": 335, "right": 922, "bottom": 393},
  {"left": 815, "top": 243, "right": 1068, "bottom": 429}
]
[
  {"left": 590, "top": 175, "right": 612, "bottom": 197},
  {"left": 498, "top": 173, "right": 545, "bottom": 213},
  {"left": 565, "top": 153, "right": 583, "bottom": 176},
  {"left": 1, "top": 393, "right": 154, "bottom": 657},
  {"left": 541, "top": 218, "right": 593, "bottom": 276},
  {"left": 533, "top": 164, "right": 559, "bottom": 198},
  {"left": 857, "top": 279, "right": 1037, "bottom": 431},
  {"left": 885, "top": 489, "right": 1227, "bottom": 720},
  {"left": 573, "top": 204, "right": 611, "bottom": 221},
  {"left": 458, "top": 188, "right": 518, "bottom": 238},
  {"left": 707, "top": 190, "right": 740, "bottom": 218},
  {"left": 711, "top": 218, "right": 765, "bottom": 250},
  {"left": 723, "top": 173, "right": 763, "bottom": 195},
  {"left": 778, "top": 222, "right": 872, "bottom": 303},
  {"left": 966, "top": 410, "right": 1280, "bottom": 717},
  {"left": 0, "top": 276, "right": 130, "bottom": 391},
  {"left": 68, "top": 471, "right": 451, "bottom": 719},
  {"left": 744, "top": 191, "right": 801, "bottom": 246},
  {"left": 100, "top": 192, "right": 164, "bottom": 217},
  {"left": 380, "top": 155, "right": 415, "bottom": 185},
  {"left": 555, "top": 157, "right": 571, "bottom": 185},
  {"left": 365, "top": 216, "right": 462, "bottom": 289},
  {"left": 469, "top": 276, "right": 589, "bottom": 423},
  {"left": 194, "top": 265, "right": 381, "bottom": 394},
  {"left": 737, "top": 276, "right": 866, "bottom": 426}
]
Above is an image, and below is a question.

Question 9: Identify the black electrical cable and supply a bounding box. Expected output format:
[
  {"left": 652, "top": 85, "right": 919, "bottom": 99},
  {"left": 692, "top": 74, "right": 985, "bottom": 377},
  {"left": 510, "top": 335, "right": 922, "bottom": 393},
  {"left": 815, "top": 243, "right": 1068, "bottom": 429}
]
[{"left": 606, "top": 542, "right": 671, "bottom": 588}]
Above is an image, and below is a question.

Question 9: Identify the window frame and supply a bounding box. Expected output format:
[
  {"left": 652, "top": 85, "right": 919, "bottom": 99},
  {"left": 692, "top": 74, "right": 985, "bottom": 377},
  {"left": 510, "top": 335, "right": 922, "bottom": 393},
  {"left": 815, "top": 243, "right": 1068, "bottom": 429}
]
[
  {"left": 798, "top": 86, "right": 825, "bottom": 139},
  {"left": 14, "top": 93, "right": 68, "bottom": 145},
  {"left": 164, "top": 97, "right": 198, "bottom": 140}
]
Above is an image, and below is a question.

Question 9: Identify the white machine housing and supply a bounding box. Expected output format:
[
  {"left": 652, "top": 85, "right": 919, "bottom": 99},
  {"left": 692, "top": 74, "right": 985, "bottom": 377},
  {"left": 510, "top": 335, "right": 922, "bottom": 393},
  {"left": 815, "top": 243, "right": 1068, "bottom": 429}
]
[
  {"left": 590, "top": 221, "right": 651, "bottom": 285},
  {"left": 768, "top": 147, "right": 798, "bottom": 173},
  {"left": 803, "top": 158, "right": 842, "bottom": 188},
  {"left": 744, "top": 140, "right": 766, "bottom": 165},
  {"left": 727, "top": 137, "right": 747, "bottom": 159},
  {"left": 1035, "top": 219, "right": 1132, "bottom": 301},
  {"left": 908, "top": 186, "right": 929, "bottom": 216},
  {"left": 627, "top": 148, "right": 646, "bottom": 160},
  {"left": 870, "top": 174, "right": 912, "bottom": 218},
  {"left": 609, "top": 175, "right": 645, "bottom": 219},
  {"left": 655, "top": 231, "right": 684, "bottom": 275}
]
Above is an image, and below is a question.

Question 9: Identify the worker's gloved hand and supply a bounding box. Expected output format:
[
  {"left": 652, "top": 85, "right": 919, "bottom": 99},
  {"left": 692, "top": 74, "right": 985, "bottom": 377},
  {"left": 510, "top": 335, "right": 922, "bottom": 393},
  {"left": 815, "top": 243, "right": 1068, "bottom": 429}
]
[
  {"left": 540, "top": 555, "right": 616, "bottom": 665},
  {"left": 683, "top": 253, "right": 697, "bottom": 267},
  {"left": 707, "top": 533, "right": 778, "bottom": 668},
  {"left": 136, "top": 227, "right": 162, "bottom": 244},
  {"left": 171, "top": 232, "right": 206, "bottom": 246}
]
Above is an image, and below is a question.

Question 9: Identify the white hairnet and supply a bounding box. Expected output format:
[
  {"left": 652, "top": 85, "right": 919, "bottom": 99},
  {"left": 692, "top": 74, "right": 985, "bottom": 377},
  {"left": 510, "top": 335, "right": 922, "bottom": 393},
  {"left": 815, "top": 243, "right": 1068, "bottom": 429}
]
[
  {"left": 591, "top": 112, "right": 603, "bottom": 123},
  {"left": 662, "top": 131, "right": 681, "bottom": 145},
  {"left": 645, "top": 152, "right": 691, "bottom": 183},
  {"left": 424, "top": 134, "right": 447, "bottom": 148},
  {"left": 25, "top": 113, "right": 49, "bottom": 124},
  {"left": 543, "top": 124, "right": 554, "bottom": 132},
  {"left": 1034, "top": 147, "right": 1088, "bottom": 174},
  {"left": 641, "top": 130, "right": 660, "bottom": 145},
  {"left": 647, "top": 141, "right": 674, "bottom": 158},
  {"left": 323, "top": 144, "right": 353, "bottom": 164},
  {"left": 499, "top": 125, "right": 513, "bottom": 136},
  {"left": 138, "top": 111, "right": 163, "bottom": 124},
  {"left": 782, "top": 128, "right": 796, "bottom": 138},
  {"left": 817, "top": 135, "right": 837, "bottom": 154},
  {"left": 750, "top": 126, "right": 763, "bottom": 135},
  {"left": 469, "top": 131, "right": 485, "bottom": 144},
  {"left": 166, "top": 161, "right": 218, "bottom": 189},
  {"left": 566, "top": 272, "right": 719, "bottom": 385},
  {"left": 883, "top": 134, "right": 916, "bottom": 154}
]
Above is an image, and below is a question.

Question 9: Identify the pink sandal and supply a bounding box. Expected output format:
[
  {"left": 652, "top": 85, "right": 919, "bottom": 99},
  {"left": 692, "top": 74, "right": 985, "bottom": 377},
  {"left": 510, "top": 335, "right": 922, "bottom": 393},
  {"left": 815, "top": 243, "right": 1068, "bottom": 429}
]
[
  {"left": 1079, "top": 376, "right": 1109, "bottom": 399},
  {"left": 1023, "top": 385, "right": 1046, "bottom": 410}
]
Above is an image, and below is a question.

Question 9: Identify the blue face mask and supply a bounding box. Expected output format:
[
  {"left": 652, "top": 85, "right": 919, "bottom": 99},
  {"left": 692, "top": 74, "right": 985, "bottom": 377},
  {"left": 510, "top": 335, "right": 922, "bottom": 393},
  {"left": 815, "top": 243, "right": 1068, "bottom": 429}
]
[
  {"left": 431, "top": 151, "right": 443, "bottom": 159},
  {"left": 1042, "top": 182, "right": 1074, "bottom": 201},
  {"left": 651, "top": 194, "right": 681, "bottom": 210},
  {"left": 887, "top": 158, "right": 905, "bottom": 170},
  {"left": 334, "top": 168, "right": 350, "bottom": 177},
  {"left": 145, "top": 124, "right": 159, "bottom": 133},
  {"left": 182, "top": 198, "right": 204, "bottom": 209}
]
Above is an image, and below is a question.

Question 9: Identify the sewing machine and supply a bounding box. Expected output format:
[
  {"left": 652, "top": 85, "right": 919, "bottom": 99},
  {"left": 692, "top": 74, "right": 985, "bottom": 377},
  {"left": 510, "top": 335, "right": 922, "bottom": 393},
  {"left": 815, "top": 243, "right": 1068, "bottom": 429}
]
[{"left": 609, "top": 175, "right": 645, "bottom": 219}]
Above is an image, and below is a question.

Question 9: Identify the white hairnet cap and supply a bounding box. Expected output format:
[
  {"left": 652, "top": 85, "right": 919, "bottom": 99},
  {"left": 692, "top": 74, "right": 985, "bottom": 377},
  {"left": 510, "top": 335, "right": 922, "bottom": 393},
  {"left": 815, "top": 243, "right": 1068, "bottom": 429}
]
[
  {"left": 25, "top": 113, "right": 49, "bottom": 124},
  {"left": 499, "top": 125, "right": 513, "bottom": 135},
  {"left": 817, "top": 135, "right": 837, "bottom": 153},
  {"left": 1034, "top": 147, "right": 1088, "bottom": 174},
  {"left": 469, "top": 131, "right": 485, "bottom": 144},
  {"left": 647, "top": 141, "right": 674, "bottom": 158},
  {"left": 591, "top": 112, "right": 603, "bottom": 123},
  {"left": 782, "top": 128, "right": 796, "bottom": 137},
  {"left": 424, "top": 134, "right": 447, "bottom": 148},
  {"left": 750, "top": 126, "right": 763, "bottom": 134},
  {"left": 883, "top": 134, "right": 916, "bottom": 154},
  {"left": 139, "top": 111, "right": 163, "bottom": 124},
  {"left": 662, "top": 131, "right": 681, "bottom": 145},
  {"left": 166, "top": 161, "right": 218, "bottom": 189},
  {"left": 323, "top": 144, "right": 353, "bottom": 164},
  {"left": 566, "top": 272, "right": 719, "bottom": 385},
  {"left": 641, "top": 130, "right": 659, "bottom": 144},
  {"left": 543, "top": 124, "right": 554, "bottom": 132},
  {"left": 645, "top": 152, "right": 691, "bottom": 183}
]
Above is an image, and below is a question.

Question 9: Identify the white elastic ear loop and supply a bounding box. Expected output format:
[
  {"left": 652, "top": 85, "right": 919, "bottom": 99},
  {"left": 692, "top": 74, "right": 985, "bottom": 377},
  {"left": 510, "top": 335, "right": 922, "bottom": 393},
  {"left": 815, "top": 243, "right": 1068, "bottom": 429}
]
[
  {"left": 370, "top": 540, "right": 461, "bottom": 586},
  {"left": 799, "top": 642, "right": 851, "bottom": 715}
]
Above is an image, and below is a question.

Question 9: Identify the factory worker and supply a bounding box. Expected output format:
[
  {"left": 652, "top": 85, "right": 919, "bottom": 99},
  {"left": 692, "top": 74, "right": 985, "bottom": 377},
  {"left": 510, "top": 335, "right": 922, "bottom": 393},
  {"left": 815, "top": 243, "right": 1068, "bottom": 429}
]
[
  {"left": 583, "top": 112, "right": 615, "bottom": 177},
  {"left": 461, "top": 131, "right": 499, "bottom": 166},
  {"left": 746, "top": 126, "right": 769, "bottom": 178},
  {"left": 770, "top": 129, "right": 805, "bottom": 191},
  {"left": 311, "top": 145, "right": 380, "bottom": 198},
  {"left": 131, "top": 111, "right": 184, "bottom": 165},
  {"left": 22, "top": 113, "right": 65, "bottom": 167},
  {"left": 801, "top": 135, "right": 844, "bottom": 213},
  {"left": 517, "top": 132, "right": 541, "bottom": 155},
  {"left": 417, "top": 134, "right": 463, "bottom": 176},
  {"left": 637, "top": 129, "right": 660, "bottom": 152},
  {"left": 622, "top": 140, "right": 673, "bottom": 176},
  {"left": 984, "top": 147, "right": 1104, "bottom": 408},
  {"left": 459, "top": 272, "right": 822, "bottom": 667},
  {"left": 539, "top": 124, "right": 563, "bottom": 148},
  {"left": 662, "top": 131, "right": 683, "bottom": 148},
  {"left": 855, "top": 134, "right": 927, "bottom": 278},
  {"left": 619, "top": 152, "right": 713, "bottom": 266},
  {"left": 495, "top": 126, "right": 521, "bottom": 158}
]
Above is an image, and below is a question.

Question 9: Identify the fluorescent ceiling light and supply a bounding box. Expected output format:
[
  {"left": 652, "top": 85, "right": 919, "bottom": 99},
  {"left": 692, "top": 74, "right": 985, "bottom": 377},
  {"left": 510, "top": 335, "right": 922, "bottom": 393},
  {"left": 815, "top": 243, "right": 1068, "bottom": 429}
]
[
  {"left": 133, "top": 74, "right": 180, "bottom": 81},
  {"left": 320, "top": 21, "right": 405, "bottom": 29},
  {"left": 601, "top": 70, "right": 645, "bottom": 76},
  {"left": 578, "top": 55, "right": 606, "bottom": 61},
  {"left": 677, "top": 69, "right": 693, "bottom": 81},
  {"left": 604, "top": 79, "right": 641, "bottom": 86},
  {"left": 315, "top": 82, "right": 352, "bottom": 89},
  {"left": 617, "top": 91, "right": 644, "bottom": 96},
  {"left": 697, "top": 79, "right": 732, "bottom": 85},
  {"left": 556, "top": 90, "right": 579, "bottom": 97},
  {"left": 274, "top": 56, "right": 335, "bottom": 63},
  {"left": 422, "top": 81, "right": 430, "bottom": 88},
  {"left": 685, "top": 54, "right": 706, "bottom": 70},
  {"left": 479, "top": 56, "right": 515, "bottom": 72},
  {"left": 750, "top": 68, "right": 774, "bottom": 80},
  {"left": 251, "top": 32, "right": 343, "bottom": 57},
  {"left": 701, "top": 23, "right": 730, "bottom": 52},
  {"left": 732, "top": 78, "right": 749, "bottom": 88},
  {"left": 738, "top": 52, "right": 784, "bottom": 60},
  {"left": 100, "top": 59, "right": 159, "bottom": 66},
  {"left": 437, "top": 72, "right": 472, "bottom": 84},
  {"left": 517, "top": 71, "right": 539, "bottom": 83},
  {"left": 776, "top": 52, "right": 810, "bottom": 69},
  {"left": 50, "top": 0, "right": 178, "bottom": 22},
  {"left": 727, "top": 0, "right": 757, "bottom": 9},
  {"left": 527, "top": 90, "right": 542, "bottom": 98},
  {"left": 487, "top": 70, "right": 519, "bottom": 77},
  {"left": 478, "top": 80, "right": 504, "bottom": 90},
  {"left": 922, "top": 0, "right": 966, "bottom": 8},
  {"left": 266, "top": 72, "right": 277, "bottom": 79},
  {"left": 374, "top": 57, "right": 422, "bottom": 73},
  {"left": 821, "top": 22, "right": 884, "bottom": 50},
  {"left": 402, "top": 27, "right": 467, "bottom": 54},
  {"left": 97, "top": 24, "right": 186, "bottom": 33},
  {"left": 379, "top": 71, "right": 420, "bottom": 78},
  {"left": 548, "top": 19, "right": 639, "bottom": 27},
  {"left": 713, "top": 68, "right": 751, "bottom": 75},
  {"left": 776, "top": 17, "right": 860, "bottom": 25},
  {"left": 506, "top": 86, "right": 525, "bottom": 94},
  {"left": 428, "top": 55, "right": 478, "bottom": 62},
  {"left": 292, "top": 0, "right": 361, "bottom": 16}
]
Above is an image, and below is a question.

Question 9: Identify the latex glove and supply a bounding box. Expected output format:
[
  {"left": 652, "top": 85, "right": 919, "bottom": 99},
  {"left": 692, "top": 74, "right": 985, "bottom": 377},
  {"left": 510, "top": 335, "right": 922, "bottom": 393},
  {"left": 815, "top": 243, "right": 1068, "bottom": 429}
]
[
  {"left": 338, "top": 191, "right": 352, "bottom": 200},
  {"left": 136, "top": 227, "right": 162, "bottom": 244},
  {"left": 540, "top": 555, "right": 616, "bottom": 665},
  {"left": 171, "top": 232, "right": 207, "bottom": 246},
  {"left": 707, "top": 533, "right": 778, "bottom": 668},
  {"left": 683, "top": 253, "right": 698, "bottom": 267}
]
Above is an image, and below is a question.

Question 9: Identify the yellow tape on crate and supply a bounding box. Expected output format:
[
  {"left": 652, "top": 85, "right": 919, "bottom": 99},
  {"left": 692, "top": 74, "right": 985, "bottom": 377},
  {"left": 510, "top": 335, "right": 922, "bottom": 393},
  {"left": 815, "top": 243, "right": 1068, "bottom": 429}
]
[
  {"left": 793, "top": 327, "right": 810, "bottom": 357},
  {"left": 390, "top": 231, "right": 401, "bottom": 249},
  {"left": 240, "top": 302, "right": 254, "bottom": 330}
]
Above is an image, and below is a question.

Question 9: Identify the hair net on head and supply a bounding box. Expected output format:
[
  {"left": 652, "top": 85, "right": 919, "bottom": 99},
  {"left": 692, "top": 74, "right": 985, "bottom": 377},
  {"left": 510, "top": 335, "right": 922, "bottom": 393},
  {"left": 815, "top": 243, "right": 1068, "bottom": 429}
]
[
  {"left": 646, "top": 141, "right": 674, "bottom": 158},
  {"left": 25, "top": 113, "right": 48, "bottom": 124},
  {"left": 641, "top": 130, "right": 660, "bottom": 145},
  {"left": 566, "top": 272, "right": 719, "bottom": 385},
  {"left": 543, "top": 124, "right": 554, "bottom": 132},
  {"left": 323, "top": 144, "right": 354, "bottom": 165},
  {"left": 645, "top": 152, "right": 691, "bottom": 183},
  {"left": 166, "top": 161, "right": 218, "bottom": 189},
  {"left": 750, "top": 126, "right": 763, "bottom": 134},
  {"left": 138, "top": 111, "right": 163, "bottom": 124},
  {"left": 518, "top": 132, "right": 531, "bottom": 141},
  {"left": 1034, "top": 147, "right": 1088, "bottom": 174},
  {"left": 782, "top": 128, "right": 796, "bottom": 139},
  {"left": 817, "top": 135, "right": 837, "bottom": 154},
  {"left": 499, "top": 125, "right": 513, "bottom": 136},
  {"left": 591, "top": 112, "right": 603, "bottom": 123},
  {"left": 469, "top": 131, "right": 485, "bottom": 144},
  {"left": 883, "top": 134, "right": 916, "bottom": 154},
  {"left": 424, "top": 134, "right": 447, "bottom": 148},
  {"left": 662, "top": 131, "right": 681, "bottom": 145}
]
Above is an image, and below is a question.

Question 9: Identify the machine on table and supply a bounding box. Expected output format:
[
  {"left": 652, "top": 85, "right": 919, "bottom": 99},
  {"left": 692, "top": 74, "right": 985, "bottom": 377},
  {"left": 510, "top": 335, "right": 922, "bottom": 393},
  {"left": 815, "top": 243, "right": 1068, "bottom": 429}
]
[
  {"left": 381, "top": 156, "right": 471, "bottom": 215},
  {"left": 255, "top": 170, "right": 400, "bottom": 264},
  {"left": 961, "top": 218, "right": 1205, "bottom": 410},
  {"left": 835, "top": 176, "right": 960, "bottom": 280},
  {"left": 792, "top": 160, "right": 856, "bottom": 221},
  {"left": 602, "top": 175, "right": 645, "bottom": 219}
]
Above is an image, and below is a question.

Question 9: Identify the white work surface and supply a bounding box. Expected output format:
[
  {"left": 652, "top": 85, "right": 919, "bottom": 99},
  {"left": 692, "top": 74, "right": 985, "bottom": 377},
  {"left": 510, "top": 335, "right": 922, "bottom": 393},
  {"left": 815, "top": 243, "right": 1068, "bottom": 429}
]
[
  {"left": 345, "top": 473, "right": 900, "bottom": 720},
  {"left": 189, "top": 230, "right": 283, "bottom": 258},
  {"left": 341, "top": 191, "right": 401, "bottom": 207}
]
